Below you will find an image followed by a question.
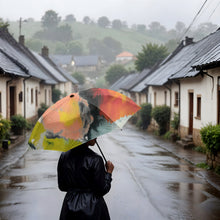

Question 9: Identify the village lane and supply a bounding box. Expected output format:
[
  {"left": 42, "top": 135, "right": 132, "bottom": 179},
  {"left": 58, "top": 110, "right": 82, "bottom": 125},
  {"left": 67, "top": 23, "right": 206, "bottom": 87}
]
[{"left": 0, "top": 124, "right": 220, "bottom": 219}]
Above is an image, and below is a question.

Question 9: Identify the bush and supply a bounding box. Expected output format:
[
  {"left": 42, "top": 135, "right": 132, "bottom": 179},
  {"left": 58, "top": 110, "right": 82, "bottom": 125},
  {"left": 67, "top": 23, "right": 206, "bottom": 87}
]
[
  {"left": 38, "top": 103, "right": 49, "bottom": 118},
  {"left": 152, "top": 105, "right": 170, "bottom": 135},
  {"left": 11, "top": 115, "right": 27, "bottom": 134},
  {"left": 0, "top": 115, "right": 11, "bottom": 140},
  {"left": 171, "top": 113, "right": 179, "bottom": 131},
  {"left": 137, "top": 103, "right": 152, "bottom": 130},
  {"left": 52, "top": 88, "right": 62, "bottom": 103},
  {"left": 200, "top": 124, "right": 220, "bottom": 155}
]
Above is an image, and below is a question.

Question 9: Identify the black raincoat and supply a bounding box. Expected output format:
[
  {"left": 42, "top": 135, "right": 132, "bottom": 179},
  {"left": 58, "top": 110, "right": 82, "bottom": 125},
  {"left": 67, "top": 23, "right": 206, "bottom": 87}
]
[{"left": 57, "top": 143, "right": 112, "bottom": 220}]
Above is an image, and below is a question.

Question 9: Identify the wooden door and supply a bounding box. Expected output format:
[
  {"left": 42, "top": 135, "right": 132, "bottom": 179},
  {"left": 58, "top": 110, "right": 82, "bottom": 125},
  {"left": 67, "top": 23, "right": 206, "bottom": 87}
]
[
  {"left": 188, "top": 92, "right": 194, "bottom": 135},
  {"left": 10, "top": 86, "right": 15, "bottom": 117}
]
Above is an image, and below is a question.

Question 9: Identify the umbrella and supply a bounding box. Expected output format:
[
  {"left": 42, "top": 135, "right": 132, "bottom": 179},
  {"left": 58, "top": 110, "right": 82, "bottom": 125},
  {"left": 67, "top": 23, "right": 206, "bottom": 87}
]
[{"left": 28, "top": 88, "right": 140, "bottom": 154}]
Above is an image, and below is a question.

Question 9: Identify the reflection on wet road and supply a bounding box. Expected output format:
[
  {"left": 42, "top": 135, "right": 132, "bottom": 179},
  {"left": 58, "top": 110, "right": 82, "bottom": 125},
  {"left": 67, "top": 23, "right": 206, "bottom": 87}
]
[{"left": 0, "top": 124, "right": 220, "bottom": 220}]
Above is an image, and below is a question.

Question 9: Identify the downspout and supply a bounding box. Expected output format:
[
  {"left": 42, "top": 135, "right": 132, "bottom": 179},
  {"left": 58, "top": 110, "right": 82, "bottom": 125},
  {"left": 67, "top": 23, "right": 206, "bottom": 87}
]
[
  {"left": 23, "top": 76, "right": 32, "bottom": 119},
  {"left": 201, "top": 70, "right": 214, "bottom": 99}
]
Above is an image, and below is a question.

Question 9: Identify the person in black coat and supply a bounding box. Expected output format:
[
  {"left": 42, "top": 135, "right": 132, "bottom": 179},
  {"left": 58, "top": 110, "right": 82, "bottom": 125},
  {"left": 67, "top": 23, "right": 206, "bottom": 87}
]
[{"left": 57, "top": 138, "right": 114, "bottom": 220}]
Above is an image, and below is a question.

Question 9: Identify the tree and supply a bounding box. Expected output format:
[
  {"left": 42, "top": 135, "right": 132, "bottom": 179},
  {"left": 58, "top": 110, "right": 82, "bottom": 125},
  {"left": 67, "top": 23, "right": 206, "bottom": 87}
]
[
  {"left": 56, "top": 24, "right": 73, "bottom": 42},
  {"left": 87, "top": 37, "right": 122, "bottom": 63},
  {"left": 112, "top": 19, "right": 122, "bottom": 29},
  {"left": 67, "top": 41, "right": 83, "bottom": 55},
  {"left": 0, "top": 18, "right": 9, "bottom": 28},
  {"left": 41, "top": 10, "right": 61, "bottom": 29},
  {"left": 135, "top": 43, "right": 168, "bottom": 71},
  {"left": 105, "top": 64, "right": 128, "bottom": 85},
  {"left": 83, "top": 16, "right": 91, "bottom": 24},
  {"left": 72, "top": 72, "right": 85, "bottom": 85},
  {"left": 175, "top": 21, "right": 186, "bottom": 36},
  {"left": 137, "top": 24, "right": 146, "bottom": 33},
  {"left": 65, "top": 14, "right": 76, "bottom": 22},
  {"left": 97, "top": 16, "right": 110, "bottom": 28}
]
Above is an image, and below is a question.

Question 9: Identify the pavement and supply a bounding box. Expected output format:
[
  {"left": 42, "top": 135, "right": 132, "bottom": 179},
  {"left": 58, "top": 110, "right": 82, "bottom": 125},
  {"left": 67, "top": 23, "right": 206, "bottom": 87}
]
[{"left": 0, "top": 127, "right": 220, "bottom": 191}]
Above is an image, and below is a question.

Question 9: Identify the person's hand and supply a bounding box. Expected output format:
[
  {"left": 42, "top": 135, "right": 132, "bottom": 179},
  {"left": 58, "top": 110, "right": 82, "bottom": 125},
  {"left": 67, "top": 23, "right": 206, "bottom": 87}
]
[{"left": 105, "top": 161, "right": 114, "bottom": 174}]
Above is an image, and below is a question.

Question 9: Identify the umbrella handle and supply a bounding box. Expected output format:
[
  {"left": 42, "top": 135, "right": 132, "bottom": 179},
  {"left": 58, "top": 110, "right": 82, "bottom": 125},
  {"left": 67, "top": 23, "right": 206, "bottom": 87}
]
[{"left": 95, "top": 140, "right": 107, "bottom": 164}]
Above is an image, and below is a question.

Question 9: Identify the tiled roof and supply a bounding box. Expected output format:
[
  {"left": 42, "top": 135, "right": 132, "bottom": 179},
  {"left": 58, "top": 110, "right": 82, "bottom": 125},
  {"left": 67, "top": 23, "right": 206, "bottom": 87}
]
[
  {"left": 32, "top": 51, "right": 67, "bottom": 83},
  {"left": 50, "top": 54, "right": 72, "bottom": 66},
  {"left": 116, "top": 51, "right": 134, "bottom": 57},
  {"left": 133, "top": 28, "right": 220, "bottom": 90},
  {"left": 0, "top": 48, "right": 28, "bottom": 77},
  {"left": 109, "top": 73, "right": 137, "bottom": 91},
  {"left": 73, "top": 55, "right": 99, "bottom": 66},
  {"left": 0, "top": 27, "right": 56, "bottom": 84}
]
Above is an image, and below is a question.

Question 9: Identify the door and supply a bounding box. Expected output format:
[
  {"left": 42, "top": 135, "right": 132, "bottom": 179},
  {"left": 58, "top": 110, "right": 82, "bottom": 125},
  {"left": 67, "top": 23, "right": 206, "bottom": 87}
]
[
  {"left": 188, "top": 92, "right": 194, "bottom": 135},
  {"left": 10, "top": 86, "right": 15, "bottom": 117},
  {"left": 218, "top": 85, "right": 220, "bottom": 124}
]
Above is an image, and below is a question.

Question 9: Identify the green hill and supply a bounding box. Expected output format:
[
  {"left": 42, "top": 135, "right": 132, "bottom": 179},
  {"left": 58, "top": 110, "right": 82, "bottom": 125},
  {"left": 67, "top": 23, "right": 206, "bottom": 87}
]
[{"left": 8, "top": 21, "right": 164, "bottom": 55}]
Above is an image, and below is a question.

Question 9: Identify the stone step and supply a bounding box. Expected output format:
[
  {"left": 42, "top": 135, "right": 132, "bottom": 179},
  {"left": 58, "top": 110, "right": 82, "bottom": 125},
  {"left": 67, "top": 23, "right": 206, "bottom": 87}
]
[
  {"left": 182, "top": 137, "right": 193, "bottom": 144},
  {"left": 176, "top": 140, "right": 194, "bottom": 149}
]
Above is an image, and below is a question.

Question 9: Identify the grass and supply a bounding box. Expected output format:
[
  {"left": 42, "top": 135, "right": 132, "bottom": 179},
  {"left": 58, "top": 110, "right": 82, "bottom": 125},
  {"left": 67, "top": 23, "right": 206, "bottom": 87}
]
[
  {"left": 196, "top": 162, "right": 210, "bottom": 169},
  {"left": 8, "top": 21, "right": 164, "bottom": 55}
]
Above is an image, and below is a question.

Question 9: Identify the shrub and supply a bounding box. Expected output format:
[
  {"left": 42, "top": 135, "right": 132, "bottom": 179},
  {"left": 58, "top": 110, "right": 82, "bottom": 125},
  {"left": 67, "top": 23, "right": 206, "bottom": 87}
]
[
  {"left": 52, "top": 88, "right": 62, "bottom": 103},
  {"left": 171, "top": 113, "right": 179, "bottom": 131},
  {"left": 137, "top": 103, "right": 152, "bottom": 130},
  {"left": 38, "top": 103, "right": 49, "bottom": 118},
  {"left": 200, "top": 124, "right": 220, "bottom": 155},
  {"left": 0, "top": 115, "right": 11, "bottom": 140},
  {"left": 11, "top": 114, "right": 27, "bottom": 134},
  {"left": 152, "top": 105, "right": 170, "bottom": 135}
]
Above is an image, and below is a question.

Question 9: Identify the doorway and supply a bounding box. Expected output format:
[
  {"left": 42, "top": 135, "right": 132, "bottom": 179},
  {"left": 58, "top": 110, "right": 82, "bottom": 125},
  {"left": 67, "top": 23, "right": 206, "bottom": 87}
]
[
  {"left": 10, "top": 86, "right": 15, "bottom": 117},
  {"left": 188, "top": 92, "right": 194, "bottom": 135}
]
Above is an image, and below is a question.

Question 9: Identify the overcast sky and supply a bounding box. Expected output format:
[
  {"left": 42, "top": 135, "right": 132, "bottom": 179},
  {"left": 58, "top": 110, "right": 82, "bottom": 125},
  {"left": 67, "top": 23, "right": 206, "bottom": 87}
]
[{"left": 0, "top": 0, "right": 219, "bottom": 29}]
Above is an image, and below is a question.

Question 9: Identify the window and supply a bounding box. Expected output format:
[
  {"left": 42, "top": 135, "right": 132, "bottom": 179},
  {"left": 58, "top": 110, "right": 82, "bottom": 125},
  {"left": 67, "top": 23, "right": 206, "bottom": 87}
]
[
  {"left": 45, "top": 89, "right": 47, "bottom": 105},
  {"left": 164, "top": 91, "right": 167, "bottom": 105},
  {"left": 0, "top": 92, "right": 2, "bottom": 113},
  {"left": 35, "top": 89, "right": 38, "bottom": 107},
  {"left": 154, "top": 92, "right": 157, "bottom": 107},
  {"left": 174, "top": 92, "right": 179, "bottom": 107},
  {"left": 197, "top": 96, "right": 201, "bottom": 119},
  {"left": 31, "top": 88, "right": 34, "bottom": 104}
]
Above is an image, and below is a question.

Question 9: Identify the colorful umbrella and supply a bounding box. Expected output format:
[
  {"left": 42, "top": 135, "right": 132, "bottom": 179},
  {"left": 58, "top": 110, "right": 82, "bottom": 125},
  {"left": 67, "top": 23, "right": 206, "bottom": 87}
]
[{"left": 28, "top": 88, "right": 140, "bottom": 152}]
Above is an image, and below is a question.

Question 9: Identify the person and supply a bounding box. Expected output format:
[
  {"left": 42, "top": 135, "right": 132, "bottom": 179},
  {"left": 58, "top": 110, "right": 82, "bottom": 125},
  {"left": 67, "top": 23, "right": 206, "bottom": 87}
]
[{"left": 57, "top": 138, "right": 114, "bottom": 220}]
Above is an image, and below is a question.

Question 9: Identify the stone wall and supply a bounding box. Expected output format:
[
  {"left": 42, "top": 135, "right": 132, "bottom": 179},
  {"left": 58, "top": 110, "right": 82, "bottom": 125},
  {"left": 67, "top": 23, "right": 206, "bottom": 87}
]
[{"left": 206, "top": 152, "right": 220, "bottom": 169}]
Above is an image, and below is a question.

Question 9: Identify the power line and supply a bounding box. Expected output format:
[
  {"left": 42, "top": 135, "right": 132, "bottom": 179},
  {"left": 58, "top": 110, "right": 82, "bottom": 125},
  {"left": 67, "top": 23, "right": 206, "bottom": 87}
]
[
  {"left": 179, "top": 0, "right": 209, "bottom": 40},
  {"left": 208, "top": 0, "right": 220, "bottom": 20}
]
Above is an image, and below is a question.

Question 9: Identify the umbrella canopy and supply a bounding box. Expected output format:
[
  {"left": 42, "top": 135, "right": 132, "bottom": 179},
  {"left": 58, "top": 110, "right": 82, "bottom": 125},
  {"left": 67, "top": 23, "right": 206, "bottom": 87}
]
[{"left": 28, "top": 88, "right": 140, "bottom": 152}]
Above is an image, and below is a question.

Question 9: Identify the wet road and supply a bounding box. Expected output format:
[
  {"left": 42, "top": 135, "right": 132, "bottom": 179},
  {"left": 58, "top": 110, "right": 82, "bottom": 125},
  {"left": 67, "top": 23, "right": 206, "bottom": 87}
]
[{"left": 0, "top": 124, "right": 220, "bottom": 220}]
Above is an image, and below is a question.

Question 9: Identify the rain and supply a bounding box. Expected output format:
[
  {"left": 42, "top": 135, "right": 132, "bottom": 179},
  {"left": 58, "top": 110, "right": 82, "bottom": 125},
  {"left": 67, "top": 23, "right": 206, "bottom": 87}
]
[{"left": 1, "top": 0, "right": 220, "bottom": 219}]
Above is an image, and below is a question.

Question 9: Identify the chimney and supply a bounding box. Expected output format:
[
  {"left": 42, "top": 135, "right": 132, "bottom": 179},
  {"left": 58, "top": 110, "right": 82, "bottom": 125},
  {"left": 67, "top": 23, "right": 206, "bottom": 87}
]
[
  {"left": 19, "top": 35, "right": 25, "bottom": 46},
  {"left": 185, "top": 36, "right": 193, "bottom": 46},
  {"left": 41, "top": 46, "right": 49, "bottom": 57}
]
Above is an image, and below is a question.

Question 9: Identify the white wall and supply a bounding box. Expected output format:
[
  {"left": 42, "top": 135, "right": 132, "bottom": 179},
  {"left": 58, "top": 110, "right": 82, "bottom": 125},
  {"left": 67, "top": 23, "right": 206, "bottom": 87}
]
[
  {"left": 0, "top": 76, "right": 10, "bottom": 118},
  {"left": 180, "top": 71, "right": 219, "bottom": 130},
  {"left": 148, "top": 86, "right": 171, "bottom": 108},
  {"left": 25, "top": 79, "right": 40, "bottom": 119}
]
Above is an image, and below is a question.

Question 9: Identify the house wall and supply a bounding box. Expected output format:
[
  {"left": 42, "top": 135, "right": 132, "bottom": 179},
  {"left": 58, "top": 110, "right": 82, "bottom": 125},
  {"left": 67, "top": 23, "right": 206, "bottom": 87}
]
[
  {"left": 180, "top": 70, "right": 220, "bottom": 145},
  {"left": 148, "top": 86, "right": 171, "bottom": 108},
  {"left": 25, "top": 79, "right": 40, "bottom": 119},
  {"left": 64, "top": 82, "right": 73, "bottom": 95},
  {"left": 40, "top": 84, "right": 52, "bottom": 106},
  {"left": 55, "top": 83, "right": 65, "bottom": 95},
  {"left": 170, "top": 83, "right": 180, "bottom": 119},
  {"left": 0, "top": 76, "right": 10, "bottom": 118},
  {"left": 135, "top": 92, "right": 147, "bottom": 105}
]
